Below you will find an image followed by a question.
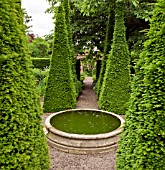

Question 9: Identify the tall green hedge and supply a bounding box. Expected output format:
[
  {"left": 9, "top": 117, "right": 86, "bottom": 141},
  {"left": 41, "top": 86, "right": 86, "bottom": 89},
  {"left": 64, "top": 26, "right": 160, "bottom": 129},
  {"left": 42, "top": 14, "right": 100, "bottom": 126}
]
[
  {"left": 0, "top": 1, "right": 50, "bottom": 169},
  {"left": 28, "top": 37, "right": 50, "bottom": 58},
  {"left": 32, "top": 58, "right": 50, "bottom": 69},
  {"left": 43, "top": 4, "right": 76, "bottom": 113},
  {"left": 63, "top": 0, "right": 82, "bottom": 96},
  {"left": 117, "top": 0, "right": 165, "bottom": 169},
  {"left": 99, "top": 1, "right": 130, "bottom": 115},
  {"left": 95, "top": 3, "right": 115, "bottom": 97},
  {"left": 76, "top": 59, "right": 81, "bottom": 81},
  {"left": 63, "top": 0, "right": 74, "bottom": 57}
]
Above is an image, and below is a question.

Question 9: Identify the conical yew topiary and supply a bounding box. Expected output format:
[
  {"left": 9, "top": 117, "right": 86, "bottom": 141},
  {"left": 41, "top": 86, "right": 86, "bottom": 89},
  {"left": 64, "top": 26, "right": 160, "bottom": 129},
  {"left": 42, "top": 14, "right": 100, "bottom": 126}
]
[
  {"left": 43, "top": 4, "right": 76, "bottom": 112},
  {"left": 99, "top": 1, "right": 130, "bottom": 115},
  {"left": 95, "top": 3, "right": 115, "bottom": 97},
  {"left": 0, "top": 1, "right": 50, "bottom": 169},
  {"left": 117, "top": 0, "right": 165, "bottom": 169},
  {"left": 63, "top": 0, "right": 74, "bottom": 57},
  {"left": 63, "top": 0, "right": 82, "bottom": 96}
]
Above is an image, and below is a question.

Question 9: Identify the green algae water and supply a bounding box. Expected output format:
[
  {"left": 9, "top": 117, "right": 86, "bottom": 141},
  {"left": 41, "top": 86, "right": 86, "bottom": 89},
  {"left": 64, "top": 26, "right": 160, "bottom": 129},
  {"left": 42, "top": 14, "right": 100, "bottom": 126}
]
[{"left": 50, "top": 110, "right": 121, "bottom": 135}]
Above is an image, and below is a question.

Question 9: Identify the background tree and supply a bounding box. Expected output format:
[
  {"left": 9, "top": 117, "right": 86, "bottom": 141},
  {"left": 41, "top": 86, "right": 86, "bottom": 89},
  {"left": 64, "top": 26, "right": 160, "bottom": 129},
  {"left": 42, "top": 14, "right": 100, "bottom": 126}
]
[
  {"left": 117, "top": 0, "right": 165, "bottom": 169},
  {"left": 126, "top": 0, "right": 156, "bottom": 74},
  {"left": 0, "top": 1, "right": 50, "bottom": 169},
  {"left": 28, "top": 37, "right": 50, "bottom": 58},
  {"left": 23, "top": 8, "right": 33, "bottom": 34},
  {"left": 46, "top": 0, "right": 112, "bottom": 54},
  {"left": 99, "top": 0, "right": 130, "bottom": 115},
  {"left": 46, "top": 0, "right": 156, "bottom": 66},
  {"left": 43, "top": 3, "right": 76, "bottom": 112},
  {"left": 44, "top": 30, "right": 54, "bottom": 53}
]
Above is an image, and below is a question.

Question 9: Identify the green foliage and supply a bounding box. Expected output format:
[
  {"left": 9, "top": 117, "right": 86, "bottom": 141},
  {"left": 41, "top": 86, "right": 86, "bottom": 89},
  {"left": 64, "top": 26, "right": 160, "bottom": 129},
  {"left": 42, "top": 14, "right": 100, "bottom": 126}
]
[
  {"left": 64, "top": 0, "right": 74, "bottom": 56},
  {"left": 0, "top": 1, "right": 50, "bottom": 169},
  {"left": 99, "top": 1, "right": 131, "bottom": 115},
  {"left": 95, "top": 3, "right": 115, "bottom": 96},
  {"left": 103, "top": 4, "right": 115, "bottom": 55},
  {"left": 33, "top": 68, "right": 49, "bottom": 96},
  {"left": 71, "top": 3, "right": 108, "bottom": 53},
  {"left": 44, "top": 30, "right": 54, "bottom": 50},
  {"left": 63, "top": 0, "right": 82, "bottom": 96},
  {"left": 95, "top": 60, "right": 101, "bottom": 81},
  {"left": 72, "top": 0, "right": 139, "bottom": 15},
  {"left": 43, "top": 4, "right": 76, "bottom": 113},
  {"left": 47, "top": 0, "right": 156, "bottom": 57},
  {"left": 46, "top": 0, "right": 110, "bottom": 54},
  {"left": 28, "top": 37, "right": 50, "bottom": 58},
  {"left": 76, "top": 59, "right": 80, "bottom": 80},
  {"left": 80, "top": 72, "right": 86, "bottom": 82},
  {"left": 72, "top": 0, "right": 110, "bottom": 16},
  {"left": 23, "top": 8, "right": 32, "bottom": 34},
  {"left": 32, "top": 58, "right": 50, "bottom": 69},
  {"left": 117, "top": 0, "right": 165, "bottom": 169},
  {"left": 80, "top": 50, "right": 98, "bottom": 78},
  {"left": 128, "top": 30, "right": 147, "bottom": 75},
  {"left": 126, "top": 0, "right": 157, "bottom": 73},
  {"left": 133, "top": 0, "right": 156, "bottom": 21}
]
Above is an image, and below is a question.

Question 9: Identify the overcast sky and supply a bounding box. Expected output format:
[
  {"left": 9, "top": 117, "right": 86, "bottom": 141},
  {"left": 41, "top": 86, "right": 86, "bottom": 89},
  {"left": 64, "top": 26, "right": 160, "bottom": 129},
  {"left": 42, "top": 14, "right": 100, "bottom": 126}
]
[{"left": 22, "top": 0, "right": 54, "bottom": 37}]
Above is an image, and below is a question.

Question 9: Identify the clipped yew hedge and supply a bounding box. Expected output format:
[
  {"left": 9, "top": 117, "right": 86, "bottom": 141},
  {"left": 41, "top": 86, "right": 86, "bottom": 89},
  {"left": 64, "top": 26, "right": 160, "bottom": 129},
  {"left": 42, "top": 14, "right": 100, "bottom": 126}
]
[
  {"left": 0, "top": 1, "right": 50, "bottom": 169},
  {"left": 63, "top": 0, "right": 82, "bottom": 96},
  {"left": 96, "top": 60, "right": 102, "bottom": 81},
  {"left": 117, "top": 0, "right": 165, "bottom": 169},
  {"left": 76, "top": 59, "right": 81, "bottom": 81},
  {"left": 32, "top": 58, "right": 50, "bottom": 69},
  {"left": 99, "top": 1, "right": 130, "bottom": 115},
  {"left": 95, "top": 4, "right": 115, "bottom": 97},
  {"left": 64, "top": 0, "right": 74, "bottom": 58},
  {"left": 43, "top": 4, "right": 76, "bottom": 113}
]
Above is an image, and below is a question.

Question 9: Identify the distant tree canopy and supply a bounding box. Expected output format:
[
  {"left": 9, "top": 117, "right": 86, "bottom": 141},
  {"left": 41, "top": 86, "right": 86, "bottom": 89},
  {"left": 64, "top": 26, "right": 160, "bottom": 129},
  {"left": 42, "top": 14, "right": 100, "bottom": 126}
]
[
  {"left": 46, "top": 0, "right": 156, "bottom": 57},
  {"left": 28, "top": 37, "right": 50, "bottom": 58}
]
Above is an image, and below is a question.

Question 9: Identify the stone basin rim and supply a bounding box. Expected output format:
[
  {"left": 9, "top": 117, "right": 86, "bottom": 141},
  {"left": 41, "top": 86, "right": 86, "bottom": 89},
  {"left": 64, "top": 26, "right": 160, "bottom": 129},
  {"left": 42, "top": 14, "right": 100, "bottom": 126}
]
[{"left": 45, "top": 109, "right": 125, "bottom": 140}]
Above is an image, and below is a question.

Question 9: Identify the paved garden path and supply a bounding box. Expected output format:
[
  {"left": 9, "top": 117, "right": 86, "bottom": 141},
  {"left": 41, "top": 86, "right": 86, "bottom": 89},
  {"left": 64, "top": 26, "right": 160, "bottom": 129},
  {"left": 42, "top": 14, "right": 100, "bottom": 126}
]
[{"left": 43, "top": 77, "right": 117, "bottom": 170}]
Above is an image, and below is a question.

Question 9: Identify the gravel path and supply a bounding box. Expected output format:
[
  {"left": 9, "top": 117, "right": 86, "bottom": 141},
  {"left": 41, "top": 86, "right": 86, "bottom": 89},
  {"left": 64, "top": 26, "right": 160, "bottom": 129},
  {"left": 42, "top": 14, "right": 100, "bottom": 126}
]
[
  {"left": 43, "top": 77, "right": 117, "bottom": 170},
  {"left": 76, "top": 77, "right": 99, "bottom": 109}
]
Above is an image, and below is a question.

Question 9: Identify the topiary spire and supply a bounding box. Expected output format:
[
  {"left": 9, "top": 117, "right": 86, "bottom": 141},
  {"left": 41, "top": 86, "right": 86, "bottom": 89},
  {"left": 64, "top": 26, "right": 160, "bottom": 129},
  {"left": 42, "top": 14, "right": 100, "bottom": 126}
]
[
  {"left": 63, "top": 0, "right": 74, "bottom": 57},
  {"left": 0, "top": 1, "right": 50, "bottom": 169},
  {"left": 43, "top": 4, "right": 76, "bottom": 112},
  {"left": 117, "top": 0, "right": 165, "bottom": 169},
  {"left": 95, "top": 1, "right": 115, "bottom": 97},
  {"left": 63, "top": 0, "right": 82, "bottom": 96},
  {"left": 99, "top": 1, "right": 130, "bottom": 115}
]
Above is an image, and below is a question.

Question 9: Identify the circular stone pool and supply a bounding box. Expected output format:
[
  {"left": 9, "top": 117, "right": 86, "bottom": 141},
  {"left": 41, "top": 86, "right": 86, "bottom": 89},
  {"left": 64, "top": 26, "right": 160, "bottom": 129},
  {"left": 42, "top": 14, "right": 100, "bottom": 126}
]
[{"left": 45, "top": 109, "right": 125, "bottom": 154}]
